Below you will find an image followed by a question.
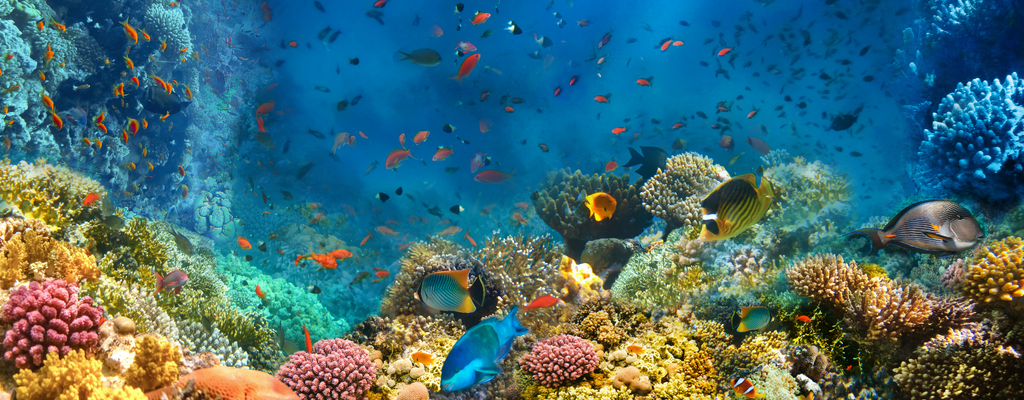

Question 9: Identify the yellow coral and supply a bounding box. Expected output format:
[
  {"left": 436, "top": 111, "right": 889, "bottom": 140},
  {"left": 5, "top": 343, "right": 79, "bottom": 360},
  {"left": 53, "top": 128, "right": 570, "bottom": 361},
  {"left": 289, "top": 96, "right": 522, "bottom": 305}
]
[
  {"left": 15, "top": 349, "right": 147, "bottom": 400},
  {"left": 0, "top": 229, "right": 100, "bottom": 288},
  {"left": 559, "top": 256, "right": 604, "bottom": 303},
  {"left": 858, "top": 262, "right": 889, "bottom": 280},
  {"left": 124, "top": 335, "right": 183, "bottom": 392},
  {"left": 967, "top": 236, "right": 1024, "bottom": 305},
  {"left": 0, "top": 159, "right": 105, "bottom": 229}
]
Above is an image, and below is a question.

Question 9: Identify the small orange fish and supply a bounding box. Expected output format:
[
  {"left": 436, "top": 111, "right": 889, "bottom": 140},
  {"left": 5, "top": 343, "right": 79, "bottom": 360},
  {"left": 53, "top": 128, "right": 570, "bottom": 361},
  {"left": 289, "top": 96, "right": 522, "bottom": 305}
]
[
  {"left": 431, "top": 24, "right": 443, "bottom": 37},
  {"left": 525, "top": 294, "right": 560, "bottom": 309},
  {"left": 673, "top": 40, "right": 684, "bottom": 46},
  {"left": 50, "top": 17, "right": 66, "bottom": 32},
  {"left": 125, "top": 162, "right": 136, "bottom": 171},
  {"left": 50, "top": 112, "right": 63, "bottom": 130},
  {"left": 160, "top": 111, "right": 170, "bottom": 121},
  {"left": 329, "top": 248, "right": 353, "bottom": 260},
  {"left": 661, "top": 40, "right": 671, "bottom": 51},
  {"left": 238, "top": 236, "right": 252, "bottom": 250},
  {"left": 374, "top": 270, "right": 390, "bottom": 278},
  {"left": 38, "top": 71, "right": 45, "bottom": 81},
  {"left": 183, "top": 85, "right": 193, "bottom": 100},
  {"left": 796, "top": 315, "right": 811, "bottom": 323},
  {"left": 256, "top": 100, "right": 275, "bottom": 115},
  {"left": 142, "top": 118, "right": 148, "bottom": 129},
  {"left": 412, "top": 130, "right": 429, "bottom": 144},
  {"left": 411, "top": 351, "right": 433, "bottom": 365},
  {"left": 310, "top": 251, "right": 338, "bottom": 270},
  {"left": 464, "top": 230, "right": 477, "bottom": 247},
  {"left": 83, "top": 193, "right": 100, "bottom": 206},
  {"left": 471, "top": 11, "right": 491, "bottom": 25},
  {"left": 504, "top": 106, "right": 514, "bottom": 113},
  {"left": 128, "top": 118, "right": 139, "bottom": 135},
  {"left": 627, "top": 345, "right": 644, "bottom": 354},
  {"left": 303, "top": 324, "right": 312, "bottom": 353},
  {"left": 612, "top": 127, "right": 626, "bottom": 135},
  {"left": 636, "top": 77, "right": 652, "bottom": 86},
  {"left": 159, "top": 39, "right": 167, "bottom": 52},
  {"left": 36, "top": 21, "right": 44, "bottom": 31},
  {"left": 121, "top": 129, "right": 128, "bottom": 143},
  {"left": 41, "top": 94, "right": 54, "bottom": 111},
  {"left": 288, "top": 41, "right": 298, "bottom": 47},
  {"left": 605, "top": 159, "right": 618, "bottom": 172},
  {"left": 124, "top": 55, "right": 134, "bottom": 70},
  {"left": 178, "top": 165, "right": 186, "bottom": 176},
  {"left": 255, "top": 284, "right": 267, "bottom": 300},
  {"left": 120, "top": 17, "right": 138, "bottom": 43},
  {"left": 140, "top": 28, "right": 151, "bottom": 42},
  {"left": 181, "top": 185, "right": 188, "bottom": 199},
  {"left": 594, "top": 93, "right": 611, "bottom": 103},
  {"left": 360, "top": 231, "right": 373, "bottom": 246},
  {"left": 718, "top": 47, "right": 732, "bottom": 56},
  {"left": 747, "top": 109, "right": 759, "bottom": 118}
]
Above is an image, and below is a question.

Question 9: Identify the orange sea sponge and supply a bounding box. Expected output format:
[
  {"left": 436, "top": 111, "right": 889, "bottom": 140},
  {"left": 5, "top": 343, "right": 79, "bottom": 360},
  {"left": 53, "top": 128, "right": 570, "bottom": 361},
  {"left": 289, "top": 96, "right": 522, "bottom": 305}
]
[{"left": 145, "top": 366, "right": 299, "bottom": 400}]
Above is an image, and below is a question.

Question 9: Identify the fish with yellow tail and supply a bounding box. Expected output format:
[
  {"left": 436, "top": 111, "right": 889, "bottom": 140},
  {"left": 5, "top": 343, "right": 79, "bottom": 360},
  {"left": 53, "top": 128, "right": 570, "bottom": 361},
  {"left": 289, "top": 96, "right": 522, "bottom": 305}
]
[
  {"left": 735, "top": 306, "right": 772, "bottom": 332},
  {"left": 730, "top": 377, "right": 766, "bottom": 398},
  {"left": 584, "top": 192, "right": 617, "bottom": 221},
  {"left": 416, "top": 269, "right": 486, "bottom": 313},
  {"left": 699, "top": 166, "right": 774, "bottom": 241},
  {"left": 845, "top": 199, "right": 983, "bottom": 257}
]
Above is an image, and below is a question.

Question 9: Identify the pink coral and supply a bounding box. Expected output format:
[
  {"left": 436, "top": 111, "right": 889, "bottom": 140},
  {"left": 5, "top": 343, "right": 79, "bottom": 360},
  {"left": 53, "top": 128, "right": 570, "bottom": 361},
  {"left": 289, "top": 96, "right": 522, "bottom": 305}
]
[
  {"left": 519, "top": 334, "right": 598, "bottom": 388},
  {"left": 276, "top": 338, "right": 376, "bottom": 400},
  {"left": 1, "top": 279, "right": 103, "bottom": 369}
]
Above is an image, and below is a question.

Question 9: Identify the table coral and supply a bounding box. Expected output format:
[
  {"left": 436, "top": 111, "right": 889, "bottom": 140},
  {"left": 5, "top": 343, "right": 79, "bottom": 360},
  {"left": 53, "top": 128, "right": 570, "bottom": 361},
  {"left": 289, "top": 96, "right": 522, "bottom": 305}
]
[
  {"left": 1, "top": 279, "right": 103, "bottom": 369},
  {"left": 965, "top": 236, "right": 1024, "bottom": 307},
  {"left": 14, "top": 349, "right": 147, "bottom": 400},
  {"left": 276, "top": 338, "right": 376, "bottom": 400},
  {"left": 918, "top": 72, "right": 1024, "bottom": 204},
  {"left": 639, "top": 152, "right": 727, "bottom": 237},
  {"left": 531, "top": 169, "right": 652, "bottom": 261},
  {"left": 519, "top": 334, "right": 599, "bottom": 388},
  {"left": 125, "top": 335, "right": 183, "bottom": 392}
]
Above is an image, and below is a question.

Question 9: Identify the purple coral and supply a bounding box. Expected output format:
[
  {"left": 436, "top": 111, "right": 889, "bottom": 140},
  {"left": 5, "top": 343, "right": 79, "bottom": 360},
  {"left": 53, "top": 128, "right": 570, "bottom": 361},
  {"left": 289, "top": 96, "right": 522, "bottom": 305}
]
[
  {"left": 519, "top": 334, "right": 598, "bottom": 388},
  {"left": 276, "top": 338, "right": 376, "bottom": 400},
  {"left": 1, "top": 279, "right": 103, "bottom": 369}
]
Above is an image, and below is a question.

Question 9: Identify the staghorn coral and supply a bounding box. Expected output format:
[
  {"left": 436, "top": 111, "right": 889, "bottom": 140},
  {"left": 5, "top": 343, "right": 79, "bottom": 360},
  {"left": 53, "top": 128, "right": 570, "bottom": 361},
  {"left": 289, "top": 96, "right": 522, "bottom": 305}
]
[
  {"left": 531, "top": 169, "right": 652, "bottom": 261},
  {"left": 0, "top": 228, "right": 100, "bottom": 288},
  {"left": 14, "top": 349, "right": 147, "bottom": 400},
  {"left": 177, "top": 321, "right": 249, "bottom": 368},
  {"left": 1, "top": 279, "right": 103, "bottom": 369},
  {"left": 965, "top": 236, "right": 1024, "bottom": 307},
  {"left": 519, "top": 334, "right": 599, "bottom": 388},
  {"left": 0, "top": 159, "right": 105, "bottom": 229},
  {"left": 124, "top": 335, "right": 183, "bottom": 392},
  {"left": 276, "top": 338, "right": 376, "bottom": 400},
  {"left": 639, "top": 152, "right": 728, "bottom": 236}
]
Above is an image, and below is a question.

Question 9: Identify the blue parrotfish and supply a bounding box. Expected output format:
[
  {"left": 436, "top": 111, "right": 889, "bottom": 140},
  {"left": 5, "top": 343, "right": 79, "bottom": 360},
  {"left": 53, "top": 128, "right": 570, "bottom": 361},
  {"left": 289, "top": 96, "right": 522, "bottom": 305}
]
[{"left": 441, "top": 306, "right": 528, "bottom": 392}]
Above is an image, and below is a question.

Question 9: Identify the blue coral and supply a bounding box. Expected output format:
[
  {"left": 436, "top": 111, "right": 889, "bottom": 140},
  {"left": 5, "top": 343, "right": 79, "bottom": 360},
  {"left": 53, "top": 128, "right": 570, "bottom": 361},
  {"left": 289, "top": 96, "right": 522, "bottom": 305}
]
[{"left": 917, "top": 72, "right": 1024, "bottom": 204}]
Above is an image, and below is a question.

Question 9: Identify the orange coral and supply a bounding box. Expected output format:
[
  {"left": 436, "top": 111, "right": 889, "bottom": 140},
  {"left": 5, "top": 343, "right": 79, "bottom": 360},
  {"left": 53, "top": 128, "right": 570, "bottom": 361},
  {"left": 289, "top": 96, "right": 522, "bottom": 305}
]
[
  {"left": 145, "top": 366, "right": 300, "bottom": 400},
  {"left": 0, "top": 229, "right": 100, "bottom": 288},
  {"left": 967, "top": 236, "right": 1024, "bottom": 306}
]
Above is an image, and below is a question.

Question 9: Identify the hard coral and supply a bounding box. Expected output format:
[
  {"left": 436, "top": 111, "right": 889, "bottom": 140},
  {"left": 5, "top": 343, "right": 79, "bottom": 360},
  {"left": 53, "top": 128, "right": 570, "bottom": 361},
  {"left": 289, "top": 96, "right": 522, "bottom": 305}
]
[
  {"left": 531, "top": 169, "right": 652, "bottom": 261},
  {"left": 965, "top": 236, "right": 1024, "bottom": 307},
  {"left": 640, "top": 152, "right": 727, "bottom": 237},
  {"left": 519, "top": 334, "right": 599, "bottom": 388},
  {"left": 15, "top": 349, "right": 147, "bottom": 400},
  {"left": 125, "top": 335, "right": 183, "bottom": 392},
  {"left": 1, "top": 279, "right": 103, "bottom": 369},
  {"left": 0, "top": 160, "right": 105, "bottom": 228},
  {"left": 0, "top": 228, "right": 100, "bottom": 288},
  {"left": 276, "top": 338, "right": 376, "bottom": 400},
  {"left": 918, "top": 72, "right": 1024, "bottom": 204}
]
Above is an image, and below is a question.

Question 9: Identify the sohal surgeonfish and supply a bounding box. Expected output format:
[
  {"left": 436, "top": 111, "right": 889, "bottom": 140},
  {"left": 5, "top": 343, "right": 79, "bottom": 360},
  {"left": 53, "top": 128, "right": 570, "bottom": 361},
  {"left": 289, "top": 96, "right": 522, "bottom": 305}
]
[
  {"left": 699, "top": 167, "right": 775, "bottom": 241},
  {"left": 846, "top": 199, "right": 983, "bottom": 257},
  {"left": 441, "top": 306, "right": 528, "bottom": 392}
]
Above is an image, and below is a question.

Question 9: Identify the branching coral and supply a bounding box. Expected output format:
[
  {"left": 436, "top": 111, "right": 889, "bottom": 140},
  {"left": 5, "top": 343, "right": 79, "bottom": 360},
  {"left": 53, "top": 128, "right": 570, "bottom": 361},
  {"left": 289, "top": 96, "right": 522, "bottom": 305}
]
[
  {"left": 0, "top": 159, "right": 105, "bottom": 228},
  {"left": 563, "top": 297, "right": 649, "bottom": 349},
  {"left": 0, "top": 228, "right": 100, "bottom": 288},
  {"left": 124, "top": 335, "right": 183, "bottom": 392},
  {"left": 965, "top": 236, "right": 1024, "bottom": 307},
  {"left": 83, "top": 277, "right": 180, "bottom": 341},
  {"left": 531, "top": 169, "right": 652, "bottom": 260},
  {"left": 14, "top": 349, "right": 147, "bottom": 400},
  {"left": 639, "top": 152, "right": 727, "bottom": 236},
  {"left": 756, "top": 155, "right": 852, "bottom": 254},
  {"left": 477, "top": 234, "right": 563, "bottom": 311}
]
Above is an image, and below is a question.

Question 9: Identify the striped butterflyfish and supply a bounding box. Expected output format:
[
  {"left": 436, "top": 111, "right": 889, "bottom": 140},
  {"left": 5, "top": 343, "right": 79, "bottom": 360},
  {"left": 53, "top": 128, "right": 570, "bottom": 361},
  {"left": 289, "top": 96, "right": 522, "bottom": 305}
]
[
  {"left": 736, "top": 306, "right": 772, "bottom": 332},
  {"left": 416, "top": 269, "right": 486, "bottom": 313},
  {"left": 699, "top": 166, "right": 775, "bottom": 241}
]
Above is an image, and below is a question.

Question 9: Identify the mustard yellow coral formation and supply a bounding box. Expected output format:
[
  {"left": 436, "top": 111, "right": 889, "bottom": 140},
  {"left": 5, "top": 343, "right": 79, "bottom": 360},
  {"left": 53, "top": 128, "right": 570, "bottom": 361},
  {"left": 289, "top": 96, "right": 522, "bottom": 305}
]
[
  {"left": 894, "top": 334, "right": 1024, "bottom": 399},
  {"left": 966, "top": 236, "right": 1024, "bottom": 306},
  {"left": 0, "top": 159, "right": 105, "bottom": 229},
  {"left": 0, "top": 226, "right": 100, "bottom": 288},
  {"left": 124, "top": 335, "right": 183, "bottom": 392},
  {"left": 639, "top": 152, "right": 727, "bottom": 233},
  {"left": 14, "top": 349, "right": 147, "bottom": 400}
]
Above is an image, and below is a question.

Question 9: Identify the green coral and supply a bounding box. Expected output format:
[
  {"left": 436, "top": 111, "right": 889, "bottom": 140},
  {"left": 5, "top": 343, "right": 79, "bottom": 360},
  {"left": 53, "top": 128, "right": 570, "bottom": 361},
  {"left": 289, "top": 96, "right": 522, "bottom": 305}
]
[
  {"left": 0, "top": 159, "right": 104, "bottom": 229},
  {"left": 124, "top": 335, "right": 182, "bottom": 393},
  {"left": 14, "top": 349, "right": 147, "bottom": 400},
  {"left": 611, "top": 229, "right": 707, "bottom": 309}
]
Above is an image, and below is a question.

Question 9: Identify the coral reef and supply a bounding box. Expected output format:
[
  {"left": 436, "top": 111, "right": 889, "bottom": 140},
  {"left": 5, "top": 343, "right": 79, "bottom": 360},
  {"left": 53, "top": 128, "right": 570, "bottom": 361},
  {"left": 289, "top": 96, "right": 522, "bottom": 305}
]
[
  {"left": 0, "top": 160, "right": 105, "bottom": 228},
  {"left": 0, "top": 226, "right": 100, "bottom": 288},
  {"left": 918, "top": 73, "right": 1024, "bottom": 204},
  {"left": 519, "top": 334, "right": 599, "bottom": 388},
  {"left": 1, "top": 279, "right": 103, "bottom": 369},
  {"left": 756, "top": 155, "right": 852, "bottom": 255},
  {"left": 965, "top": 236, "right": 1024, "bottom": 308},
  {"left": 13, "top": 349, "right": 147, "bottom": 400},
  {"left": 177, "top": 321, "right": 249, "bottom": 368},
  {"left": 276, "top": 338, "right": 376, "bottom": 400},
  {"left": 85, "top": 278, "right": 180, "bottom": 342},
  {"left": 639, "top": 152, "right": 727, "bottom": 236},
  {"left": 124, "top": 335, "right": 182, "bottom": 392},
  {"left": 531, "top": 170, "right": 652, "bottom": 261},
  {"left": 145, "top": 3, "right": 194, "bottom": 57},
  {"left": 611, "top": 229, "right": 710, "bottom": 310},
  {"left": 149, "top": 366, "right": 301, "bottom": 400}
]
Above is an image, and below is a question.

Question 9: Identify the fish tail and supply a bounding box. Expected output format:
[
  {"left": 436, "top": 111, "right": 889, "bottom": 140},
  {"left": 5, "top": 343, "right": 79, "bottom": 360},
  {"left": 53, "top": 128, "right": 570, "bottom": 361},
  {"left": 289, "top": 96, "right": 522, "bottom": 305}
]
[
  {"left": 392, "top": 51, "right": 409, "bottom": 62},
  {"left": 469, "top": 276, "right": 486, "bottom": 307},
  {"left": 449, "top": 75, "right": 463, "bottom": 85},
  {"left": 154, "top": 271, "right": 164, "bottom": 294},
  {"left": 846, "top": 228, "right": 886, "bottom": 255}
]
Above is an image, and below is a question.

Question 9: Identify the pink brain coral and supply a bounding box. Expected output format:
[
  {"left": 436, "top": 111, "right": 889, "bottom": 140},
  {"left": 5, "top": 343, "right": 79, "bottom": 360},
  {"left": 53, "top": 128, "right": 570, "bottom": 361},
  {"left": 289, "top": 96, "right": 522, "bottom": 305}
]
[
  {"left": 519, "top": 334, "right": 598, "bottom": 388},
  {"left": 276, "top": 338, "right": 376, "bottom": 400},
  {"left": 1, "top": 279, "right": 103, "bottom": 369}
]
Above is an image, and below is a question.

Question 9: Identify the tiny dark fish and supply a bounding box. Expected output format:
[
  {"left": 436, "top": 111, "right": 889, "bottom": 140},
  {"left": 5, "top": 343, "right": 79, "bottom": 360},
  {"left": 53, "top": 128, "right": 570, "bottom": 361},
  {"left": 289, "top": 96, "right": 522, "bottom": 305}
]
[
  {"left": 679, "top": 20, "right": 690, "bottom": 27},
  {"left": 850, "top": 151, "right": 863, "bottom": 157},
  {"left": 350, "top": 271, "right": 371, "bottom": 286},
  {"left": 366, "top": 10, "right": 384, "bottom": 25},
  {"left": 443, "top": 124, "right": 455, "bottom": 133},
  {"left": 377, "top": 192, "right": 390, "bottom": 203},
  {"left": 863, "top": 75, "right": 874, "bottom": 82},
  {"left": 351, "top": 95, "right": 363, "bottom": 105},
  {"left": 275, "top": 60, "right": 285, "bottom": 67},
  {"left": 337, "top": 100, "right": 349, "bottom": 111},
  {"left": 314, "top": 1, "right": 324, "bottom": 12},
  {"left": 450, "top": 205, "right": 464, "bottom": 214},
  {"left": 625, "top": 38, "right": 637, "bottom": 43},
  {"left": 282, "top": 139, "right": 291, "bottom": 154},
  {"left": 711, "top": 20, "right": 721, "bottom": 27},
  {"left": 318, "top": 27, "right": 332, "bottom": 40},
  {"left": 308, "top": 285, "right": 321, "bottom": 294},
  {"left": 797, "top": 101, "right": 807, "bottom": 109},
  {"left": 245, "top": 255, "right": 254, "bottom": 261},
  {"left": 315, "top": 86, "right": 330, "bottom": 92},
  {"left": 280, "top": 190, "right": 294, "bottom": 200},
  {"left": 258, "top": 242, "right": 267, "bottom": 252},
  {"left": 836, "top": 146, "right": 843, "bottom": 152},
  {"left": 860, "top": 45, "right": 870, "bottom": 56},
  {"left": 445, "top": 166, "right": 459, "bottom": 174},
  {"left": 308, "top": 128, "right": 325, "bottom": 139},
  {"left": 328, "top": 30, "right": 341, "bottom": 43},
  {"left": 834, "top": 11, "right": 847, "bottom": 19},
  {"left": 350, "top": 58, "right": 359, "bottom": 65},
  {"left": 296, "top": 162, "right": 314, "bottom": 180},
  {"left": 396, "top": 187, "right": 403, "bottom": 195},
  {"left": 699, "top": 61, "right": 709, "bottom": 67}
]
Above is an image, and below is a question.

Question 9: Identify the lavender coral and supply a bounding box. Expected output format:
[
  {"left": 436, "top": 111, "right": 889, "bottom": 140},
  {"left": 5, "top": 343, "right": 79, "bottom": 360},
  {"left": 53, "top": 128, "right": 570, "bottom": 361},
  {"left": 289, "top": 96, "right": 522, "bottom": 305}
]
[
  {"left": 518, "top": 334, "right": 598, "bottom": 388},
  {"left": 1, "top": 279, "right": 103, "bottom": 369},
  {"left": 276, "top": 338, "right": 376, "bottom": 400}
]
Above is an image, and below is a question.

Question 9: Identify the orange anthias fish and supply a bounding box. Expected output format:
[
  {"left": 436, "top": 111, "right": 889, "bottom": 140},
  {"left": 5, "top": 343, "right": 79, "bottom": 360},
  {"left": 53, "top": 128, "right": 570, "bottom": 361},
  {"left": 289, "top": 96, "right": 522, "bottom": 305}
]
[
  {"left": 328, "top": 248, "right": 353, "bottom": 260},
  {"left": 470, "top": 11, "right": 491, "bottom": 25},
  {"left": 433, "top": 146, "right": 453, "bottom": 161},
  {"left": 360, "top": 230, "right": 373, "bottom": 246},
  {"left": 431, "top": 24, "right": 444, "bottom": 37},
  {"left": 464, "top": 230, "right": 477, "bottom": 246},
  {"left": 127, "top": 118, "right": 139, "bottom": 135},
  {"left": 612, "top": 127, "right": 626, "bottom": 135},
  {"left": 594, "top": 93, "right": 611, "bottom": 103},
  {"left": 255, "top": 284, "right": 267, "bottom": 300},
  {"left": 44, "top": 44, "right": 54, "bottom": 66},
  {"left": 375, "top": 226, "right": 399, "bottom": 236},
  {"left": 237, "top": 236, "right": 253, "bottom": 249},
  {"left": 747, "top": 109, "right": 759, "bottom": 118},
  {"left": 124, "top": 55, "right": 134, "bottom": 70},
  {"left": 473, "top": 170, "right": 513, "bottom": 184},
  {"left": 40, "top": 94, "right": 54, "bottom": 111},
  {"left": 450, "top": 53, "right": 481, "bottom": 85},
  {"left": 524, "top": 294, "right": 560, "bottom": 309},
  {"left": 309, "top": 250, "right": 338, "bottom": 270},
  {"left": 637, "top": 77, "right": 653, "bottom": 86},
  {"left": 605, "top": 159, "right": 618, "bottom": 172},
  {"left": 411, "top": 351, "right": 434, "bottom": 365},
  {"left": 256, "top": 100, "right": 275, "bottom": 114},
  {"left": 413, "top": 130, "right": 430, "bottom": 144},
  {"left": 437, "top": 226, "right": 463, "bottom": 236},
  {"left": 385, "top": 148, "right": 413, "bottom": 170},
  {"left": 82, "top": 192, "right": 100, "bottom": 206},
  {"left": 120, "top": 17, "right": 138, "bottom": 43},
  {"left": 303, "top": 324, "right": 312, "bottom": 353},
  {"left": 718, "top": 47, "right": 733, "bottom": 56},
  {"left": 796, "top": 315, "right": 811, "bottom": 323},
  {"left": 50, "top": 112, "right": 63, "bottom": 130}
]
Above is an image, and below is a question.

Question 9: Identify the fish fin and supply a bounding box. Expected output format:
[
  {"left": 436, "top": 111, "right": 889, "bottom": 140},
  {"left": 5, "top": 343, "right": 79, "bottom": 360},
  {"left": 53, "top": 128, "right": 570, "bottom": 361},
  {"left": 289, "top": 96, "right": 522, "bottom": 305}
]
[
  {"left": 845, "top": 228, "right": 886, "bottom": 255},
  {"left": 881, "top": 199, "right": 945, "bottom": 231},
  {"left": 923, "top": 231, "right": 952, "bottom": 241},
  {"left": 475, "top": 361, "right": 503, "bottom": 378},
  {"left": 736, "top": 320, "right": 750, "bottom": 332},
  {"left": 469, "top": 276, "right": 486, "bottom": 307},
  {"left": 392, "top": 51, "right": 409, "bottom": 61},
  {"left": 455, "top": 294, "right": 477, "bottom": 313},
  {"left": 154, "top": 271, "right": 164, "bottom": 294},
  {"left": 440, "top": 269, "right": 471, "bottom": 289},
  {"left": 622, "top": 147, "right": 644, "bottom": 168},
  {"left": 739, "top": 306, "right": 759, "bottom": 318}
]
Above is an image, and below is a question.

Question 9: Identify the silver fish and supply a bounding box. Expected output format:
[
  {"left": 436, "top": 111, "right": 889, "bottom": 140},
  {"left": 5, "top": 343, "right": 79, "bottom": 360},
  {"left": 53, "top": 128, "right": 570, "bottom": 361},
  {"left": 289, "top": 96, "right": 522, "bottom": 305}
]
[{"left": 847, "top": 199, "right": 983, "bottom": 257}]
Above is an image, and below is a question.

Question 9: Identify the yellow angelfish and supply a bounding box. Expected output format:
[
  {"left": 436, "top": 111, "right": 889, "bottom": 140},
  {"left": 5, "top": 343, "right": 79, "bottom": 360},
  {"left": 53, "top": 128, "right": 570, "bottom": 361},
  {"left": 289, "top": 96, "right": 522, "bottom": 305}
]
[
  {"left": 585, "top": 192, "right": 617, "bottom": 221},
  {"left": 699, "top": 166, "right": 774, "bottom": 241}
]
